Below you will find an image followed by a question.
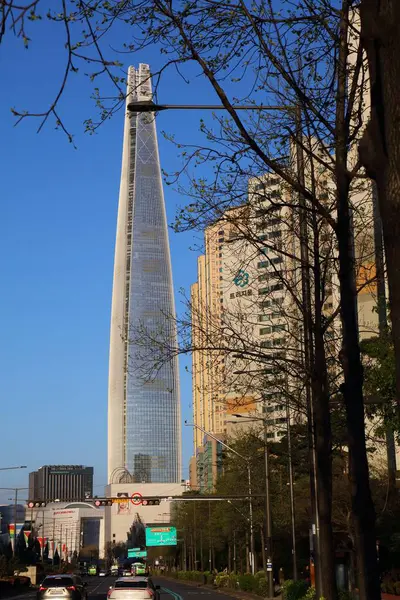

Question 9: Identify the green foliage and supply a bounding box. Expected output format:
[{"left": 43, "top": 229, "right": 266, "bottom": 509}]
[
  {"left": 257, "top": 577, "right": 269, "bottom": 597},
  {"left": 381, "top": 570, "right": 400, "bottom": 595},
  {"left": 282, "top": 579, "right": 309, "bottom": 600},
  {"left": 167, "top": 570, "right": 272, "bottom": 596},
  {"left": 302, "top": 587, "right": 316, "bottom": 600},
  {"left": 237, "top": 573, "right": 258, "bottom": 592},
  {"left": 337, "top": 591, "right": 353, "bottom": 600},
  {"left": 361, "top": 334, "right": 399, "bottom": 436}
]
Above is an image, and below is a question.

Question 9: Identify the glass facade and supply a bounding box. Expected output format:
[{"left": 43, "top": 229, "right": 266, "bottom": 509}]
[{"left": 108, "top": 64, "right": 181, "bottom": 483}]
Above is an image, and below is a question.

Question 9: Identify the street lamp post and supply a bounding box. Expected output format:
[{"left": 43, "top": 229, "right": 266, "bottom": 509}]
[
  {"left": 185, "top": 422, "right": 256, "bottom": 575},
  {"left": 0, "top": 466, "right": 27, "bottom": 472},
  {"left": 230, "top": 413, "right": 274, "bottom": 596},
  {"left": 127, "top": 97, "right": 315, "bottom": 591}
]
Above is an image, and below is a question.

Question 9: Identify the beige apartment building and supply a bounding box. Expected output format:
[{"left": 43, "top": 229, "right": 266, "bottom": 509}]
[{"left": 189, "top": 176, "right": 306, "bottom": 493}]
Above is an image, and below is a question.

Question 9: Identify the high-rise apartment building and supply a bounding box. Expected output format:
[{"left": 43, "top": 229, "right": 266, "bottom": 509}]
[
  {"left": 190, "top": 179, "right": 301, "bottom": 466},
  {"left": 191, "top": 207, "right": 250, "bottom": 452},
  {"left": 108, "top": 64, "right": 181, "bottom": 484},
  {"left": 28, "top": 465, "right": 93, "bottom": 502}
]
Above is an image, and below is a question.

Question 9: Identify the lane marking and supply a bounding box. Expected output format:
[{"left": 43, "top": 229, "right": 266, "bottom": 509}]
[
  {"left": 161, "top": 587, "right": 183, "bottom": 600},
  {"left": 89, "top": 581, "right": 108, "bottom": 595},
  {"left": 4, "top": 594, "right": 36, "bottom": 600}
]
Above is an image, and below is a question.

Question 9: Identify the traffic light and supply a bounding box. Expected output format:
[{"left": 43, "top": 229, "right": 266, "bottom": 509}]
[
  {"left": 142, "top": 498, "right": 160, "bottom": 506},
  {"left": 94, "top": 499, "right": 113, "bottom": 507},
  {"left": 27, "top": 501, "right": 47, "bottom": 508}
]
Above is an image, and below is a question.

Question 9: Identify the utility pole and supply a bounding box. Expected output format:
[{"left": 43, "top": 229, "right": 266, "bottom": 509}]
[
  {"left": 295, "top": 105, "right": 322, "bottom": 598},
  {"left": 286, "top": 401, "right": 298, "bottom": 580},
  {"left": 193, "top": 501, "right": 197, "bottom": 570},
  {"left": 52, "top": 515, "right": 55, "bottom": 566},
  {"left": 208, "top": 501, "right": 212, "bottom": 572},
  {"left": 42, "top": 509, "right": 45, "bottom": 562},
  {"left": 13, "top": 488, "right": 18, "bottom": 556},
  {"left": 263, "top": 419, "right": 274, "bottom": 598}
]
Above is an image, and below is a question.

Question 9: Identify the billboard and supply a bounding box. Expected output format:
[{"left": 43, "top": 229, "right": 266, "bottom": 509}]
[{"left": 145, "top": 526, "right": 177, "bottom": 547}]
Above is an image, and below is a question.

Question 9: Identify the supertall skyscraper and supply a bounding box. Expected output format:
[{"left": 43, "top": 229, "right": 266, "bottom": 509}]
[{"left": 108, "top": 64, "right": 181, "bottom": 485}]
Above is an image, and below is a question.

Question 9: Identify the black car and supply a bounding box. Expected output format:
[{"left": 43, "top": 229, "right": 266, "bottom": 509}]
[{"left": 37, "top": 575, "right": 88, "bottom": 600}]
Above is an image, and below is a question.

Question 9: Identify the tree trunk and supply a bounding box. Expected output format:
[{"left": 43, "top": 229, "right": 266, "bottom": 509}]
[
  {"left": 297, "top": 110, "right": 336, "bottom": 600},
  {"left": 359, "top": 0, "right": 400, "bottom": 414},
  {"left": 335, "top": 5, "right": 381, "bottom": 599},
  {"left": 337, "top": 175, "right": 380, "bottom": 600},
  {"left": 260, "top": 527, "right": 267, "bottom": 574},
  {"left": 312, "top": 297, "right": 337, "bottom": 600}
]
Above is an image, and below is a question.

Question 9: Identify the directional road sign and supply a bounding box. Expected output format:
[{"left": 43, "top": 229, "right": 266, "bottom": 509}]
[{"left": 145, "top": 526, "right": 177, "bottom": 547}]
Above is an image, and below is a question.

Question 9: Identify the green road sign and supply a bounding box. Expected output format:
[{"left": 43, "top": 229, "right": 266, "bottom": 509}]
[
  {"left": 128, "top": 549, "right": 147, "bottom": 558},
  {"left": 145, "top": 526, "right": 177, "bottom": 547}
]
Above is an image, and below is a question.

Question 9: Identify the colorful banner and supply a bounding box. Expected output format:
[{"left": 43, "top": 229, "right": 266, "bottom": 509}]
[
  {"left": 38, "top": 537, "right": 48, "bottom": 549},
  {"left": 8, "top": 525, "right": 15, "bottom": 539},
  {"left": 48, "top": 541, "right": 54, "bottom": 559},
  {"left": 23, "top": 531, "right": 31, "bottom": 547}
]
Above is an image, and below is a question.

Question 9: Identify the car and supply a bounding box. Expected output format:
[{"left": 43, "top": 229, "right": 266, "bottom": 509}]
[
  {"left": 131, "top": 564, "right": 147, "bottom": 576},
  {"left": 108, "top": 577, "right": 160, "bottom": 600},
  {"left": 122, "top": 569, "right": 131, "bottom": 577},
  {"left": 37, "top": 575, "right": 88, "bottom": 600},
  {"left": 99, "top": 570, "right": 109, "bottom": 577}
]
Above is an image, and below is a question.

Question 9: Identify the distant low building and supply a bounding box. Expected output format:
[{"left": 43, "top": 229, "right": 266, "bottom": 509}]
[
  {"left": 29, "top": 465, "right": 93, "bottom": 502},
  {"left": 30, "top": 501, "right": 105, "bottom": 560}
]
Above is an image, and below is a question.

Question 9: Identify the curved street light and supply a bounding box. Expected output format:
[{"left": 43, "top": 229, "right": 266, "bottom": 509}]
[
  {"left": 0, "top": 466, "right": 27, "bottom": 471},
  {"left": 185, "top": 421, "right": 255, "bottom": 575}
]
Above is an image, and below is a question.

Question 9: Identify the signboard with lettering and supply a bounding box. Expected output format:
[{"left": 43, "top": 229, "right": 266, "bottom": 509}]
[
  {"left": 127, "top": 549, "right": 147, "bottom": 558},
  {"left": 145, "top": 527, "right": 177, "bottom": 547}
]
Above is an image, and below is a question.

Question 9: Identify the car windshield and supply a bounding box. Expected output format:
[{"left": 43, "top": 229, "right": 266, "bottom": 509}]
[
  {"left": 43, "top": 578, "right": 74, "bottom": 588},
  {"left": 115, "top": 581, "right": 148, "bottom": 589}
]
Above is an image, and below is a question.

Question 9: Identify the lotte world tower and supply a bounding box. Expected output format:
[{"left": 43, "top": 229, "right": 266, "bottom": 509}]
[{"left": 107, "top": 64, "right": 181, "bottom": 485}]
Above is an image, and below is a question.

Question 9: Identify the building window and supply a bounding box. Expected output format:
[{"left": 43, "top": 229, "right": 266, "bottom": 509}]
[
  {"left": 260, "top": 327, "right": 272, "bottom": 335},
  {"left": 272, "top": 324, "right": 286, "bottom": 332},
  {"left": 261, "top": 340, "right": 272, "bottom": 348},
  {"left": 269, "top": 230, "right": 282, "bottom": 239}
]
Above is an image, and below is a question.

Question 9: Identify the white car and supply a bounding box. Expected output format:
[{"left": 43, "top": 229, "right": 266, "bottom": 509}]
[{"left": 108, "top": 577, "right": 160, "bottom": 600}]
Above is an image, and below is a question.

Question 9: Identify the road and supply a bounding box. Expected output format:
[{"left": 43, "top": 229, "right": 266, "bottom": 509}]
[{"left": 1, "top": 576, "right": 236, "bottom": 600}]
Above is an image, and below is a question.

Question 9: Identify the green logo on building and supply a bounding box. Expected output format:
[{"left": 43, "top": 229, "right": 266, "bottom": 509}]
[{"left": 233, "top": 270, "right": 249, "bottom": 288}]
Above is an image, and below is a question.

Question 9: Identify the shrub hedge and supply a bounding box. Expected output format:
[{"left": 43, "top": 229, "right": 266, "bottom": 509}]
[{"left": 160, "top": 570, "right": 275, "bottom": 596}]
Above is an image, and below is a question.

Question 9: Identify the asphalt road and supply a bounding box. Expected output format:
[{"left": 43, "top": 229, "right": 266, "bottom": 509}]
[{"left": 1, "top": 575, "right": 235, "bottom": 600}]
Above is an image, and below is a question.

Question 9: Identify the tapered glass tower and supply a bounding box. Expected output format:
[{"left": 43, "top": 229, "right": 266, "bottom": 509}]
[{"left": 108, "top": 64, "right": 181, "bottom": 484}]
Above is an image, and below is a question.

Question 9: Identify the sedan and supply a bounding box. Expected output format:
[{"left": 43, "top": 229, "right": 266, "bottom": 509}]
[
  {"left": 108, "top": 577, "right": 160, "bottom": 600},
  {"left": 37, "top": 575, "right": 88, "bottom": 600}
]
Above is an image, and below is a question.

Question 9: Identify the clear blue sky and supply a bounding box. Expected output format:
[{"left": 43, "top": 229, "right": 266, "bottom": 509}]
[{"left": 0, "top": 14, "right": 221, "bottom": 503}]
